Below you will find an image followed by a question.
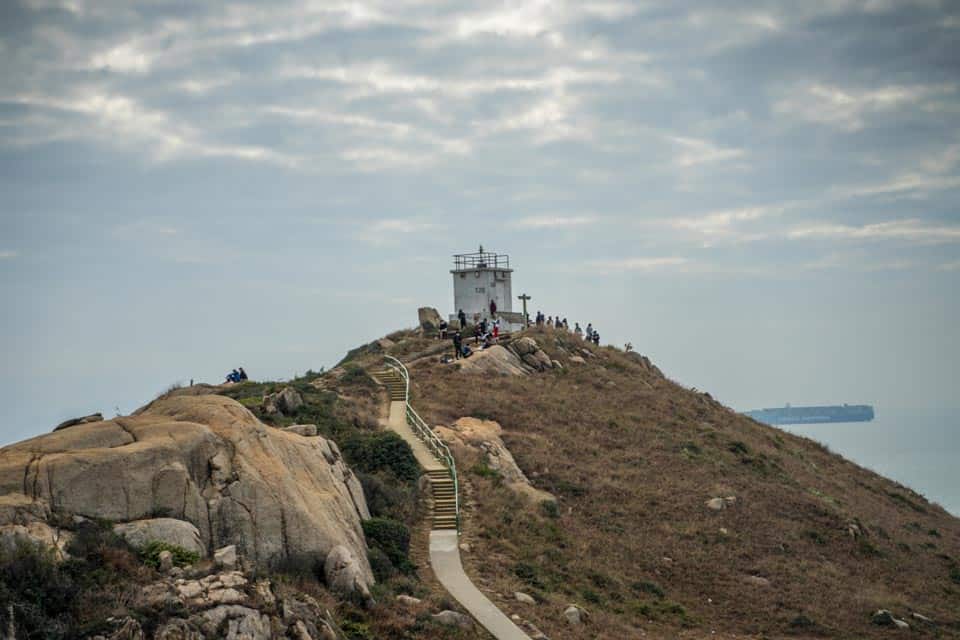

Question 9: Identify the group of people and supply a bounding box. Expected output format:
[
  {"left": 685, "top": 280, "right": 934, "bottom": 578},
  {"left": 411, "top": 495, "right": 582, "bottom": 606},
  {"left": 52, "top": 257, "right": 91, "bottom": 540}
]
[
  {"left": 224, "top": 367, "right": 248, "bottom": 383},
  {"left": 444, "top": 315, "right": 502, "bottom": 360},
  {"left": 534, "top": 312, "right": 600, "bottom": 345}
]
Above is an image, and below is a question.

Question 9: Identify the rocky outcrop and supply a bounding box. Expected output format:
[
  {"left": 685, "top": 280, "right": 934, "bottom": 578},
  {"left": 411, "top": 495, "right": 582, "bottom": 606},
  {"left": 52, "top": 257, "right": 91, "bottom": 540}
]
[
  {"left": 508, "top": 337, "right": 554, "bottom": 371},
  {"left": 283, "top": 424, "right": 318, "bottom": 437},
  {"left": 261, "top": 387, "right": 303, "bottom": 417},
  {"left": 418, "top": 307, "right": 443, "bottom": 332},
  {"left": 455, "top": 345, "right": 530, "bottom": 376},
  {"left": 0, "top": 394, "right": 372, "bottom": 583},
  {"left": 54, "top": 413, "right": 104, "bottom": 432},
  {"left": 435, "top": 417, "right": 555, "bottom": 504}
]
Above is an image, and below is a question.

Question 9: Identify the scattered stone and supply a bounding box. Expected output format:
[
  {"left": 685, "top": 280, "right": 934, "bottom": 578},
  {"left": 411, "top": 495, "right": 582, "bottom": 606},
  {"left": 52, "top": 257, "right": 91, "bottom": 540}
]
[
  {"left": 527, "top": 623, "right": 550, "bottom": 639},
  {"left": 705, "top": 498, "right": 725, "bottom": 511},
  {"left": 113, "top": 518, "right": 205, "bottom": 557},
  {"left": 743, "top": 575, "right": 770, "bottom": 587},
  {"left": 719, "top": 527, "right": 730, "bottom": 536},
  {"left": 551, "top": 359, "right": 563, "bottom": 370},
  {"left": 214, "top": 545, "right": 238, "bottom": 570},
  {"left": 432, "top": 610, "right": 473, "bottom": 629},
  {"left": 459, "top": 542, "right": 471, "bottom": 553},
  {"left": 158, "top": 549, "right": 174, "bottom": 572},
  {"left": 154, "top": 618, "right": 202, "bottom": 640},
  {"left": 283, "top": 424, "right": 318, "bottom": 437},
  {"left": 254, "top": 580, "right": 275, "bottom": 607},
  {"left": 872, "top": 609, "right": 909, "bottom": 628},
  {"left": 396, "top": 594, "right": 421, "bottom": 607},
  {"left": 569, "top": 355, "right": 586, "bottom": 364},
  {"left": 564, "top": 604, "right": 586, "bottom": 625},
  {"left": 54, "top": 413, "right": 104, "bottom": 432},
  {"left": 515, "top": 591, "right": 536, "bottom": 605},
  {"left": 193, "top": 605, "right": 270, "bottom": 640}
]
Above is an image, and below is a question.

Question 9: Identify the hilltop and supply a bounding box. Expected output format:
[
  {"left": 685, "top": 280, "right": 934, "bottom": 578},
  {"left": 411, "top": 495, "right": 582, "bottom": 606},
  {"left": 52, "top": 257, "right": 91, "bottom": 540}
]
[
  {"left": 341, "top": 326, "right": 960, "bottom": 639},
  {"left": 0, "top": 323, "right": 958, "bottom": 639}
]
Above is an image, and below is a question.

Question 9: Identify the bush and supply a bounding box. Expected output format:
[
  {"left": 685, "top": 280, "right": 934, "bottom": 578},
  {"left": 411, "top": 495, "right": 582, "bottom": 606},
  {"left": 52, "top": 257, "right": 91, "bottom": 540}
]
[
  {"left": 362, "top": 518, "right": 414, "bottom": 575},
  {"left": 357, "top": 473, "right": 419, "bottom": 522},
  {"left": 342, "top": 432, "right": 419, "bottom": 483},
  {"left": 341, "top": 365, "right": 373, "bottom": 387},
  {"left": 366, "top": 547, "right": 396, "bottom": 582},
  {"left": 140, "top": 541, "right": 200, "bottom": 569}
]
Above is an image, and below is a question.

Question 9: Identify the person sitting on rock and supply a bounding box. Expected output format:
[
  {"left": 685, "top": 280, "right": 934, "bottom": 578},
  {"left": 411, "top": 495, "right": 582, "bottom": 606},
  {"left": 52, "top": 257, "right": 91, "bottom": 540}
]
[
  {"left": 592, "top": 331, "right": 600, "bottom": 345},
  {"left": 225, "top": 369, "right": 240, "bottom": 383},
  {"left": 238, "top": 367, "right": 248, "bottom": 381}
]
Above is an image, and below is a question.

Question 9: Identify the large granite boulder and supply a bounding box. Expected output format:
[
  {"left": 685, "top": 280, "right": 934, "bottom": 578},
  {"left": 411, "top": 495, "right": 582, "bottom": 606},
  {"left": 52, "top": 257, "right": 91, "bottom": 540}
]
[
  {"left": 0, "top": 394, "right": 372, "bottom": 582},
  {"left": 417, "top": 307, "right": 443, "bottom": 332}
]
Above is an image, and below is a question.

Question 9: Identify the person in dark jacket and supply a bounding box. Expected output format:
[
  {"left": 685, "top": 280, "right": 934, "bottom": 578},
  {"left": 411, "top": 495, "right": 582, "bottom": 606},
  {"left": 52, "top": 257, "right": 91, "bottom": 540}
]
[
  {"left": 238, "top": 367, "right": 248, "bottom": 381},
  {"left": 452, "top": 331, "right": 463, "bottom": 359},
  {"left": 458, "top": 309, "right": 467, "bottom": 329},
  {"left": 489, "top": 299, "right": 497, "bottom": 317}
]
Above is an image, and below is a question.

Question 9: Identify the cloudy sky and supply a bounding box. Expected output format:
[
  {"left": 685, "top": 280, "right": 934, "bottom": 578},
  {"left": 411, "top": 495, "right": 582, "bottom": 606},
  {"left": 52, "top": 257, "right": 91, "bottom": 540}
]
[{"left": 2, "top": 0, "right": 958, "bottom": 444}]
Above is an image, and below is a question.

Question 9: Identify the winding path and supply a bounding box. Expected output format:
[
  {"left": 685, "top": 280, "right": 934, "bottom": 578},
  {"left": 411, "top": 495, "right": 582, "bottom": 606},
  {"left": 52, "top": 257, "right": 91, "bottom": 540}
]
[{"left": 373, "top": 365, "right": 532, "bottom": 640}]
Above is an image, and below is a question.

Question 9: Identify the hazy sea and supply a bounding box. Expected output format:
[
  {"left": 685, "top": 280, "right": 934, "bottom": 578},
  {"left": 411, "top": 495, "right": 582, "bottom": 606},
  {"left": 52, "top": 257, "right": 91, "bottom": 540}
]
[{"left": 777, "top": 407, "right": 959, "bottom": 517}]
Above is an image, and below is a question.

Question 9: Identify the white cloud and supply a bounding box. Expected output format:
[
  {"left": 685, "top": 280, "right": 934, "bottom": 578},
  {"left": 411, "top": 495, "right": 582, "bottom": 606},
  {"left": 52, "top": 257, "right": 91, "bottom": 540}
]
[
  {"left": 774, "top": 82, "right": 956, "bottom": 131},
  {"left": 788, "top": 219, "right": 960, "bottom": 244},
  {"left": 937, "top": 260, "right": 960, "bottom": 271},
  {"left": 0, "top": 250, "right": 18, "bottom": 259},
  {"left": 587, "top": 256, "right": 688, "bottom": 272},
  {"left": 512, "top": 215, "right": 597, "bottom": 229},
  {"left": 669, "top": 136, "right": 745, "bottom": 168}
]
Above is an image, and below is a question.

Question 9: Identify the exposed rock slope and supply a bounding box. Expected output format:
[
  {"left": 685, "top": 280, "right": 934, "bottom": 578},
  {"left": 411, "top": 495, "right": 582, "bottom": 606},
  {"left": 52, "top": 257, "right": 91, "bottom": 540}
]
[{"left": 0, "top": 393, "right": 372, "bottom": 578}]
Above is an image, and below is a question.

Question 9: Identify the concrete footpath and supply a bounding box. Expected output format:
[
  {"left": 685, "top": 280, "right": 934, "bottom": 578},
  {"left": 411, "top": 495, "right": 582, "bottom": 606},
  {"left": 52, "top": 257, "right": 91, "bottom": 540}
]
[
  {"left": 430, "top": 530, "right": 533, "bottom": 640},
  {"left": 379, "top": 393, "right": 532, "bottom": 639}
]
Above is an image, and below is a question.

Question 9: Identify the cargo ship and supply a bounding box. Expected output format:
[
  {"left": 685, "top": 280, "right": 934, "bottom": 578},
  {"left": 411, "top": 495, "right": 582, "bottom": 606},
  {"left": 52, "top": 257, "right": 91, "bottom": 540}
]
[{"left": 744, "top": 404, "right": 875, "bottom": 425}]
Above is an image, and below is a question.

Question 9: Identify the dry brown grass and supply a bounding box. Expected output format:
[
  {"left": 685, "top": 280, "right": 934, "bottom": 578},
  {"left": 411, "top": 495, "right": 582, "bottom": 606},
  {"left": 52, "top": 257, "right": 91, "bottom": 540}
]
[{"left": 385, "top": 326, "right": 960, "bottom": 640}]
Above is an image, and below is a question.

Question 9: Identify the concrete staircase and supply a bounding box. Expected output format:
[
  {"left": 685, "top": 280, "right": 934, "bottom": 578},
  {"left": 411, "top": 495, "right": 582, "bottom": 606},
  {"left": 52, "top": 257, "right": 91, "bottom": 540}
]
[{"left": 371, "top": 365, "right": 458, "bottom": 531}]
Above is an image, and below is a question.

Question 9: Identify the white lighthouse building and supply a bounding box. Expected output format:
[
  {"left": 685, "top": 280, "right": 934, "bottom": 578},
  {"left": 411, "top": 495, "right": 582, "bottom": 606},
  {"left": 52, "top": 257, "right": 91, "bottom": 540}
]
[{"left": 450, "top": 246, "right": 525, "bottom": 331}]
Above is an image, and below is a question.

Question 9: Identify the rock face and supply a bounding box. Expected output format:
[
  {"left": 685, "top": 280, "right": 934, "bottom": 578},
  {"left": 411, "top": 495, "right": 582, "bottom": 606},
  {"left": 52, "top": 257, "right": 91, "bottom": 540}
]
[
  {"left": 113, "top": 518, "right": 204, "bottom": 556},
  {"left": 54, "top": 413, "right": 104, "bottom": 432},
  {"left": 508, "top": 337, "right": 554, "bottom": 371},
  {"left": 435, "top": 417, "right": 556, "bottom": 504},
  {"left": 432, "top": 610, "right": 473, "bottom": 629},
  {"left": 418, "top": 307, "right": 443, "bottom": 331},
  {"left": 0, "top": 394, "right": 372, "bottom": 580}
]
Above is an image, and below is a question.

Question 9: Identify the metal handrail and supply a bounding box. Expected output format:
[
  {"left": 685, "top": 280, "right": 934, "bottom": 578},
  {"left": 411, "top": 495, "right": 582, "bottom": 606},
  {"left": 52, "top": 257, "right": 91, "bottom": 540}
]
[{"left": 383, "top": 355, "right": 460, "bottom": 532}]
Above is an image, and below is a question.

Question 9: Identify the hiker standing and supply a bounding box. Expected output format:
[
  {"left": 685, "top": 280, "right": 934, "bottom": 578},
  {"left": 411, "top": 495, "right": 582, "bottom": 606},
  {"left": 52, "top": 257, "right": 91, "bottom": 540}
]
[
  {"left": 489, "top": 299, "right": 497, "bottom": 318},
  {"left": 453, "top": 331, "right": 463, "bottom": 360},
  {"left": 593, "top": 331, "right": 600, "bottom": 345},
  {"left": 585, "top": 323, "right": 593, "bottom": 341},
  {"left": 458, "top": 309, "right": 467, "bottom": 330},
  {"left": 574, "top": 323, "right": 583, "bottom": 339},
  {"left": 439, "top": 319, "right": 448, "bottom": 340}
]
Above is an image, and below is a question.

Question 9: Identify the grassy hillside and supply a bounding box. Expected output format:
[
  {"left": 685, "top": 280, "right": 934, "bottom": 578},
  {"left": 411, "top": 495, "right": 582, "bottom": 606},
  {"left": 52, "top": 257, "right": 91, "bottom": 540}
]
[{"left": 361, "top": 326, "right": 960, "bottom": 639}]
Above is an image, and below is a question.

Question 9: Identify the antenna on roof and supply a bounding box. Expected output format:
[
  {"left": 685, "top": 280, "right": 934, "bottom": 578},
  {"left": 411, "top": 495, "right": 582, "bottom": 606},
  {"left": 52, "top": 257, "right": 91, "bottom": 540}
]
[{"left": 479, "top": 244, "right": 484, "bottom": 253}]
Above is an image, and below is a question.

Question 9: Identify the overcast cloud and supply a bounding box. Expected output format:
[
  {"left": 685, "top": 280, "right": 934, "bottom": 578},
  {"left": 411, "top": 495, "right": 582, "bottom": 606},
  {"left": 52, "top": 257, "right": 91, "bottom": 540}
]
[{"left": 2, "top": 0, "right": 959, "bottom": 444}]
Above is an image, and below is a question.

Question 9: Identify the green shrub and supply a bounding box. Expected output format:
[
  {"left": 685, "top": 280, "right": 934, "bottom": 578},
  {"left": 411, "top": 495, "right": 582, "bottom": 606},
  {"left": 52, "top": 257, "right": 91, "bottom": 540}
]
[
  {"left": 950, "top": 566, "right": 960, "bottom": 585},
  {"left": 471, "top": 462, "right": 500, "bottom": 479},
  {"left": 541, "top": 501, "right": 559, "bottom": 519},
  {"left": 357, "top": 472, "right": 420, "bottom": 522},
  {"left": 341, "top": 365, "right": 373, "bottom": 387},
  {"left": 632, "top": 580, "right": 665, "bottom": 598},
  {"left": 362, "top": 518, "right": 414, "bottom": 575},
  {"left": 366, "top": 547, "right": 396, "bottom": 582},
  {"left": 140, "top": 541, "right": 200, "bottom": 569},
  {"left": 342, "top": 432, "right": 419, "bottom": 482}
]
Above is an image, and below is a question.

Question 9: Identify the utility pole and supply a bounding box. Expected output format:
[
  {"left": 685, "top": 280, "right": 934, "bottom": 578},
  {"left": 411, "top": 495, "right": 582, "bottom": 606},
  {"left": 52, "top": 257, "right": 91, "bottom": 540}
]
[{"left": 517, "top": 293, "right": 532, "bottom": 328}]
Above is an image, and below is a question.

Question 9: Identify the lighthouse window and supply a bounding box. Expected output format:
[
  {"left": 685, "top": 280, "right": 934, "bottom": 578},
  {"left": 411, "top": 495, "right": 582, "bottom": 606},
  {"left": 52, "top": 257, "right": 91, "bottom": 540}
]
[
  {"left": 459, "top": 273, "right": 466, "bottom": 279},
  {"left": 475, "top": 287, "right": 485, "bottom": 293}
]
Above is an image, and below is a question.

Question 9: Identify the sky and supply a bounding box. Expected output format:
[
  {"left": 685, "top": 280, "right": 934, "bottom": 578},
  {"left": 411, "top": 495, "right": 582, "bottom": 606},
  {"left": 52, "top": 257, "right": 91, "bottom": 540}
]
[{"left": 2, "top": 0, "right": 959, "bottom": 446}]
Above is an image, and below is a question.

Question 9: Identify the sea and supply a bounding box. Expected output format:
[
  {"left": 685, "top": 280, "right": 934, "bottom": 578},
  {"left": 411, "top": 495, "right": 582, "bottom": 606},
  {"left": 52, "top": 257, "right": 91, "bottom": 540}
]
[{"left": 776, "top": 407, "right": 959, "bottom": 517}]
